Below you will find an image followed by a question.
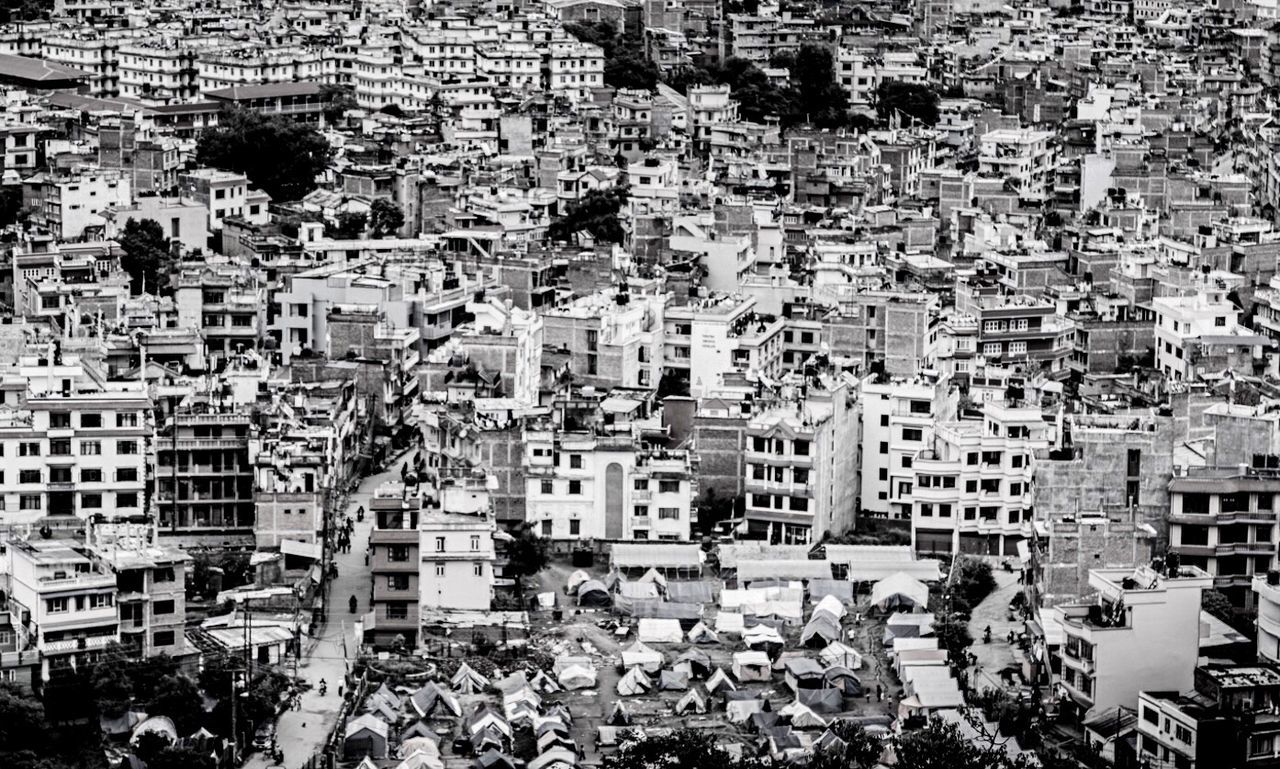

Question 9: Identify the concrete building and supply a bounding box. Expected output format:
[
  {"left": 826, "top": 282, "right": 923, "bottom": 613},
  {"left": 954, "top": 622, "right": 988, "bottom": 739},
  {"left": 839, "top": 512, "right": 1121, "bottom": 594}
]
[
  {"left": 1054, "top": 565, "right": 1212, "bottom": 715},
  {"left": 859, "top": 375, "right": 949, "bottom": 518},
  {"left": 1033, "top": 511, "right": 1158, "bottom": 609},
  {"left": 742, "top": 377, "right": 858, "bottom": 544},
  {"left": 86, "top": 517, "right": 189, "bottom": 659},
  {"left": 978, "top": 128, "right": 1056, "bottom": 200},
  {"left": 367, "top": 483, "right": 421, "bottom": 648},
  {"left": 155, "top": 403, "right": 256, "bottom": 545},
  {"left": 1169, "top": 466, "right": 1280, "bottom": 610},
  {"left": 541, "top": 290, "right": 663, "bottom": 392},
  {"left": 1152, "top": 292, "right": 1250, "bottom": 382},
  {"left": 911, "top": 403, "right": 1051, "bottom": 556},
  {"left": 419, "top": 478, "right": 497, "bottom": 613}
]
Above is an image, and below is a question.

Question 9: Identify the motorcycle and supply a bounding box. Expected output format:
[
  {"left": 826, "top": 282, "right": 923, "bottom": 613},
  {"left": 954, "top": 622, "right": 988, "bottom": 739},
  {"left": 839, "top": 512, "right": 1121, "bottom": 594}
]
[{"left": 356, "top": 506, "right": 365, "bottom": 522}]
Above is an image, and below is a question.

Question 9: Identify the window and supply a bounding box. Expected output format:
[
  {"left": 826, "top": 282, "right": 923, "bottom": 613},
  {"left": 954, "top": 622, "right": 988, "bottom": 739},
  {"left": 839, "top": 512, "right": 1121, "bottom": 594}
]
[
  {"left": 81, "top": 440, "right": 101, "bottom": 455},
  {"left": 50, "top": 439, "right": 71, "bottom": 456},
  {"left": 1008, "top": 341, "right": 1027, "bottom": 355},
  {"left": 983, "top": 343, "right": 1002, "bottom": 355},
  {"left": 794, "top": 440, "right": 810, "bottom": 456},
  {"left": 1173, "top": 724, "right": 1192, "bottom": 744},
  {"left": 634, "top": 478, "right": 648, "bottom": 490},
  {"left": 81, "top": 494, "right": 102, "bottom": 509},
  {"left": 49, "top": 412, "right": 71, "bottom": 428},
  {"left": 659, "top": 480, "right": 680, "bottom": 493},
  {"left": 388, "top": 574, "right": 409, "bottom": 590},
  {"left": 19, "top": 470, "right": 38, "bottom": 484},
  {"left": 435, "top": 537, "right": 445, "bottom": 552},
  {"left": 19, "top": 442, "right": 39, "bottom": 457},
  {"left": 920, "top": 503, "right": 933, "bottom": 517},
  {"left": 117, "top": 492, "right": 138, "bottom": 508},
  {"left": 1011, "top": 454, "right": 1024, "bottom": 469},
  {"left": 541, "top": 520, "right": 552, "bottom": 536},
  {"left": 434, "top": 563, "right": 446, "bottom": 577},
  {"left": 389, "top": 545, "right": 410, "bottom": 562},
  {"left": 117, "top": 468, "right": 138, "bottom": 483},
  {"left": 1215, "top": 316, "right": 1227, "bottom": 327},
  {"left": 80, "top": 468, "right": 103, "bottom": 483},
  {"left": 967, "top": 452, "right": 979, "bottom": 465},
  {"left": 541, "top": 480, "right": 553, "bottom": 495},
  {"left": 473, "top": 563, "right": 484, "bottom": 576},
  {"left": 658, "top": 507, "right": 680, "bottom": 519},
  {"left": 1250, "top": 736, "right": 1274, "bottom": 758},
  {"left": 569, "top": 519, "right": 581, "bottom": 535},
  {"left": 569, "top": 454, "right": 583, "bottom": 469},
  {"left": 901, "top": 456, "right": 913, "bottom": 469},
  {"left": 20, "top": 495, "right": 39, "bottom": 510},
  {"left": 470, "top": 535, "right": 480, "bottom": 551},
  {"left": 47, "top": 597, "right": 68, "bottom": 613},
  {"left": 153, "top": 600, "right": 175, "bottom": 615},
  {"left": 117, "top": 413, "right": 139, "bottom": 427},
  {"left": 569, "top": 480, "right": 582, "bottom": 495},
  {"left": 388, "top": 602, "right": 410, "bottom": 619},
  {"left": 879, "top": 441, "right": 888, "bottom": 454},
  {"left": 293, "top": 303, "right": 309, "bottom": 318},
  {"left": 634, "top": 505, "right": 649, "bottom": 517},
  {"left": 117, "top": 440, "right": 138, "bottom": 455}
]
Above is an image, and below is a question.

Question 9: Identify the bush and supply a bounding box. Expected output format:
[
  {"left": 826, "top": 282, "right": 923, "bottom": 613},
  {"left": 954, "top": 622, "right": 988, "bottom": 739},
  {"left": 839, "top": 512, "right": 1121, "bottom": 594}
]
[{"left": 952, "top": 557, "right": 996, "bottom": 608}]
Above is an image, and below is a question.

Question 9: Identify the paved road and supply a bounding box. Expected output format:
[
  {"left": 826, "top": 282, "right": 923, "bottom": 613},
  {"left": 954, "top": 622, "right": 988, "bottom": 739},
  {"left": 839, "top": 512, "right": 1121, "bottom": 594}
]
[
  {"left": 967, "top": 567, "right": 1022, "bottom": 692},
  {"left": 244, "top": 462, "right": 402, "bottom": 769}
]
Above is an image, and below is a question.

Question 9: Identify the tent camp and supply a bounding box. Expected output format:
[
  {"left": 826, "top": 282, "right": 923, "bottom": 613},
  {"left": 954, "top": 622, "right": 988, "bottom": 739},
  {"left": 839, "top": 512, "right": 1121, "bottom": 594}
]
[
  {"left": 452, "top": 663, "right": 490, "bottom": 694},
  {"left": 686, "top": 621, "right": 719, "bottom": 644},
  {"left": 674, "top": 648, "right": 712, "bottom": 679},
  {"left": 675, "top": 686, "right": 709, "bottom": 714},
  {"left": 577, "top": 580, "right": 611, "bottom": 607},
  {"left": 871, "top": 572, "right": 929, "bottom": 612},
  {"left": 409, "top": 682, "right": 462, "bottom": 719},
  {"left": 638, "top": 618, "right": 684, "bottom": 643},
  {"left": 658, "top": 670, "right": 690, "bottom": 691},
  {"left": 616, "top": 666, "right": 653, "bottom": 696},
  {"left": 733, "top": 650, "right": 772, "bottom": 682},
  {"left": 883, "top": 612, "right": 936, "bottom": 645},
  {"left": 566, "top": 570, "right": 590, "bottom": 594},
  {"left": 819, "top": 641, "right": 863, "bottom": 669},
  {"left": 621, "top": 641, "right": 664, "bottom": 672},
  {"left": 706, "top": 667, "right": 737, "bottom": 694},
  {"left": 344, "top": 714, "right": 391, "bottom": 760}
]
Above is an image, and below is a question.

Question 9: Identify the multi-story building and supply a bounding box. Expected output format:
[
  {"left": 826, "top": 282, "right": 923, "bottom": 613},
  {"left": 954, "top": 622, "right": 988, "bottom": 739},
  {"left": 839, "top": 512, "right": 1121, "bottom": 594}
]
[
  {"left": 859, "top": 374, "right": 949, "bottom": 518},
  {"left": 663, "top": 295, "right": 785, "bottom": 397},
  {"left": 8, "top": 538, "right": 119, "bottom": 681},
  {"left": 1136, "top": 666, "right": 1280, "bottom": 769},
  {"left": 911, "top": 403, "right": 1050, "bottom": 557},
  {"left": 742, "top": 377, "right": 859, "bottom": 544},
  {"left": 1053, "top": 565, "right": 1212, "bottom": 715},
  {"left": 1169, "top": 466, "right": 1280, "bottom": 610},
  {"left": 367, "top": 483, "right": 420, "bottom": 648},
  {"left": 173, "top": 264, "right": 265, "bottom": 368},
  {"left": 1152, "top": 291, "right": 1252, "bottom": 382},
  {"left": 977, "top": 128, "right": 1056, "bottom": 200},
  {"left": 117, "top": 39, "right": 203, "bottom": 103},
  {"left": 955, "top": 276, "right": 1073, "bottom": 375},
  {"left": 547, "top": 40, "right": 604, "bottom": 101},
  {"left": 419, "top": 477, "right": 497, "bottom": 613},
  {"left": 179, "top": 168, "right": 269, "bottom": 236},
  {"left": 155, "top": 402, "right": 256, "bottom": 544},
  {"left": 197, "top": 46, "right": 330, "bottom": 94},
  {"left": 22, "top": 170, "right": 132, "bottom": 241},
  {"left": 542, "top": 290, "right": 664, "bottom": 391},
  {"left": 86, "top": 517, "right": 188, "bottom": 659}
]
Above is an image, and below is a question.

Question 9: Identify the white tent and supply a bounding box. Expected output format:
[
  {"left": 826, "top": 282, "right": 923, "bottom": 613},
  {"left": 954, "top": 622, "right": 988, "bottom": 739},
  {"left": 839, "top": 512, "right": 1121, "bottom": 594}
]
[
  {"left": 743, "top": 624, "right": 785, "bottom": 649},
  {"left": 616, "top": 666, "right": 652, "bottom": 696},
  {"left": 819, "top": 641, "right": 863, "bottom": 669},
  {"left": 716, "top": 612, "right": 745, "bottom": 635},
  {"left": 638, "top": 618, "right": 684, "bottom": 644},
  {"left": 557, "top": 665, "right": 597, "bottom": 691},
  {"left": 781, "top": 701, "right": 829, "bottom": 729},
  {"left": 725, "top": 697, "right": 765, "bottom": 723},
  {"left": 871, "top": 572, "right": 929, "bottom": 612},
  {"left": 813, "top": 594, "right": 847, "bottom": 619},
  {"left": 621, "top": 641, "right": 664, "bottom": 672},
  {"left": 892, "top": 637, "right": 939, "bottom": 655},
  {"left": 566, "top": 570, "right": 590, "bottom": 593},
  {"left": 638, "top": 568, "right": 669, "bottom": 589},
  {"left": 733, "top": 651, "right": 772, "bottom": 682},
  {"left": 451, "top": 663, "right": 490, "bottom": 694},
  {"left": 706, "top": 667, "right": 737, "bottom": 694},
  {"left": 687, "top": 621, "right": 719, "bottom": 644}
]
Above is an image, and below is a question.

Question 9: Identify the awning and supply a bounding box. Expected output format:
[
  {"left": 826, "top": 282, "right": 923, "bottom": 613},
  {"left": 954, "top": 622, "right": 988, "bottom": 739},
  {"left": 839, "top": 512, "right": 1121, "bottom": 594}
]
[{"left": 282, "top": 539, "right": 322, "bottom": 560}]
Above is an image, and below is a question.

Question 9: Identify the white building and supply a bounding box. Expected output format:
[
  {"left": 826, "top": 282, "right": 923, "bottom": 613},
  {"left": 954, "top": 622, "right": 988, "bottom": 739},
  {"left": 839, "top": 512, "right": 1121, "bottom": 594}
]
[
  {"left": 419, "top": 480, "right": 497, "bottom": 612},
  {"left": 1253, "top": 572, "right": 1280, "bottom": 665},
  {"left": 978, "top": 129, "right": 1056, "bottom": 200},
  {"left": 1053, "top": 565, "right": 1212, "bottom": 714},
  {"left": 1151, "top": 291, "right": 1245, "bottom": 381},
  {"left": 663, "top": 295, "right": 785, "bottom": 397},
  {"left": 859, "top": 375, "right": 949, "bottom": 518}
]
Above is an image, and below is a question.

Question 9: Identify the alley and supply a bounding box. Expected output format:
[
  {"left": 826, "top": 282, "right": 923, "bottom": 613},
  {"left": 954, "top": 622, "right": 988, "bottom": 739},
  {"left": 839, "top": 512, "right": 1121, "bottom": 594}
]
[
  {"left": 966, "top": 567, "right": 1022, "bottom": 692},
  {"left": 243, "top": 461, "right": 403, "bottom": 769}
]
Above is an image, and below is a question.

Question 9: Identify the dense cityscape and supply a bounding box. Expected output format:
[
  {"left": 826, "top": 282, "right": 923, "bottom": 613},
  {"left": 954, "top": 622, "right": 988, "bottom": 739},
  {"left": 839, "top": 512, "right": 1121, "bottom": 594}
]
[{"left": 0, "top": 0, "right": 1277, "bottom": 767}]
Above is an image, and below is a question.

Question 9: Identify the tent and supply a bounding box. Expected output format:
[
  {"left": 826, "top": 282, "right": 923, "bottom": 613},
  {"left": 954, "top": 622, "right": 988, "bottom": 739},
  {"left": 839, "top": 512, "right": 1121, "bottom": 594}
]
[
  {"left": 528, "top": 748, "right": 577, "bottom": 769},
  {"left": 823, "top": 666, "right": 862, "bottom": 697},
  {"left": 749, "top": 710, "right": 781, "bottom": 733},
  {"left": 892, "top": 637, "right": 939, "bottom": 655},
  {"left": 537, "top": 731, "right": 575, "bottom": 754},
  {"left": 743, "top": 624, "right": 785, "bottom": 654},
  {"left": 733, "top": 651, "right": 772, "bottom": 682},
  {"left": 618, "top": 581, "right": 661, "bottom": 601},
  {"left": 344, "top": 714, "right": 391, "bottom": 760},
  {"left": 529, "top": 670, "right": 562, "bottom": 694},
  {"left": 666, "top": 580, "right": 714, "bottom": 604},
  {"left": 401, "top": 720, "right": 437, "bottom": 742},
  {"left": 607, "top": 701, "right": 633, "bottom": 726},
  {"left": 471, "top": 726, "right": 506, "bottom": 755},
  {"left": 566, "top": 570, "right": 590, "bottom": 594},
  {"left": 674, "top": 648, "right": 712, "bottom": 679},
  {"left": 638, "top": 618, "right": 684, "bottom": 644},
  {"left": 686, "top": 621, "right": 719, "bottom": 644},
  {"left": 808, "top": 579, "right": 854, "bottom": 604},
  {"left": 783, "top": 658, "right": 825, "bottom": 692},
  {"left": 797, "top": 688, "right": 843, "bottom": 715},
  {"left": 819, "top": 641, "right": 863, "bottom": 669},
  {"left": 611, "top": 543, "right": 702, "bottom": 575},
  {"left": 398, "top": 737, "right": 441, "bottom": 760},
  {"left": 557, "top": 664, "right": 597, "bottom": 691},
  {"left": 466, "top": 705, "right": 513, "bottom": 738},
  {"left": 781, "top": 701, "right": 829, "bottom": 729},
  {"left": 813, "top": 594, "right": 847, "bottom": 620},
  {"left": 452, "top": 663, "right": 490, "bottom": 694},
  {"left": 883, "top": 612, "right": 936, "bottom": 645},
  {"left": 725, "top": 692, "right": 766, "bottom": 723},
  {"left": 475, "top": 750, "right": 517, "bottom": 769},
  {"left": 409, "top": 682, "right": 462, "bottom": 719},
  {"left": 396, "top": 748, "right": 445, "bottom": 769},
  {"left": 706, "top": 667, "right": 737, "bottom": 694},
  {"left": 870, "top": 572, "right": 929, "bottom": 612},
  {"left": 621, "top": 641, "right": 664, "bottom": 672},
  {"left": 800, "top": 613, "right": 842, "bottom": 647},
  {"left": 638, "top": 568, "right": 669, "bottom": 589},
  {"left": 658, "top": 669, "right": 690, "bottom": 691},
  {"left": 577, "top": 580, "right": 611, "bottom": 607},
  {"left": 716, "top": 612, "right": 745, "bottom": 635},
  {"left": 675, "top": 686, "right": 708, "bottom": 714},
  {"left": 616, "top": 666, "right": 653, "bottom": 696}
]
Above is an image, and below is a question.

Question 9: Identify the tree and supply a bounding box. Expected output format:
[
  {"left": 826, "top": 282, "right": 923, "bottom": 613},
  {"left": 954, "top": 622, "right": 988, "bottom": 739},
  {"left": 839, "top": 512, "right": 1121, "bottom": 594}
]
[
  {"left": 777, "top": 44, "right": 849, "bottom": 128},
  {"left": 548, "top": 186, "right": 629, "bottom": 244},
  {"left": 1203, "top": 589, "right": 1235, "bottom": 623},
  {"left": 506, "top": 525, "right": 549, "bottom": 601},
  {"left": 0, "top": 683, "right": 51, "bottom": 754},
  {"left": 147, "top": 746, "right": 216, "bottom": 769},
  {"left": 953, "top": 557, "right": 997, "bottom": 607},
  {"left": 369, "top": 198, "right": 405, "bottom": 237},
  {"left": 90, "top": 644, "right": 135, "bottom": 718},
  {"left": 118, "top": 218, "right": 174, "bottom": 296},
  {"left": 327, "top": 211, "right": 367, "bottom": 239},
  {"left": 809, "top": 721, "right": 884, "bottom": 769},
  {"left": 195, "top": 107, "right": 332, "bottom": 202},
  {"left": 318, "top": 84, "right": 357, "bottom": 124},
  {"left": 605, "top": 730, "right": 774, "bottom": 769},
  {"left": 893, "top": 718, "right": 1009, "bottom": 769},
  {"left": 564, "top": 21, "right": 659, "bottom": 91},
  {"left": 875, "top": 80, "right": 941, "bottom": 127},
  {"left": 933, "top": 611, "right": 974, "bottom": 666},
  {"left": 149, "top": 674, "right": 204, "bottom": 735}
]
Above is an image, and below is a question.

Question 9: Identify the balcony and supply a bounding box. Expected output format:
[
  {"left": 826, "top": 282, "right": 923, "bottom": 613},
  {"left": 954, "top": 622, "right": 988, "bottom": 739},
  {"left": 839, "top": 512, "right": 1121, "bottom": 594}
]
[
  {"left": 1216, "top": 541, "right": 1275, "bottom": 557},
  {"left": 43, "top": 634, "right": 116, "bottom": 654},
  {"left": 1171, "top": 510, "right": 1278, "bottom": 525}
]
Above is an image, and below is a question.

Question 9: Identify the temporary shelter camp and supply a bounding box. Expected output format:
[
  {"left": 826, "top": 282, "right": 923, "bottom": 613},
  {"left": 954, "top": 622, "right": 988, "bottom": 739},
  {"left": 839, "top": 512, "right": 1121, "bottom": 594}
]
[
  {"left": 870, "top": 572, "right": 928, "bottom": 612},
  {"left": 733, "top": 650, "right": 772, "bottom": 682},
  {"left": 616, "top": 666, "right": 653, "bottom": 696},
  {"left": 621, "top": 641, "right": 664, "bottom": 672},
  {"left": 637, "top": 618, "right": 683, "bottom": 643},
  {"left": 577, "top": 580, "right": 611, "bottom": 607}
]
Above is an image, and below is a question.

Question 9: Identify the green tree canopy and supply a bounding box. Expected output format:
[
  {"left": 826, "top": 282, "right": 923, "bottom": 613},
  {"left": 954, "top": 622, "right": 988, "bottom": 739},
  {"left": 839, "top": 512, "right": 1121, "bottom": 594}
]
[
  {"left": 369, "top": 198, "right": 405, "bottom": 237},
  {"left": 604, "top": 729, "right": 776, "bottom": 769},
  {"left": 564, "top": 21, "right": 659, "bottom": 91},
  {"left": 90, "top": 644, "right": 135, "bottom": 718},
  {"left": 149, "top": 674, "right": 205, "bottom": 735},
  {"left": 875, "top": 80, "right": 941, "bottom": 127},
  {"left": 327, "top": 211, "right": 367, "bottom": 239},
  {"left": 195, "top": 107, "right": 332, "bottom": 203},
  {"left": 118, "top": 218, "right": 174, "bottom": 296},
  {"left": 548, "top": 186, "right": 628, "bottom": 244}
]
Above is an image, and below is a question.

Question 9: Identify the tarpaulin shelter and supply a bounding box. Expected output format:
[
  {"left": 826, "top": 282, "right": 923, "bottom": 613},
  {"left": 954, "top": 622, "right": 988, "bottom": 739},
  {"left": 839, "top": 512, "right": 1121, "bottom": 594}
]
[
  {"left": 781, "top": 702, "right": 829, "bottom": 729},
  {"left": 607, "top": 701, "right": 632, "bottom": 726},
  {"left": 819, "top": 641, "right": 863, "bottom": 669},
  {"left": 576, "top": 580, "right": 611, "bottom": 607},
  {"left": 536, "top": 731, "right": 574, "bottom": 754},
  {"left": 812, "top": 594, "right": 847, "bottom": 619},
  {"left": 686, "top": 621, "right": 719, "bottom": 644},
  {"left": 396, "top": 748, "right": 444, "bottom": 769},
  {"left": 474, "top": 750, "right": 516, "bottom": 769},
  {"left": 800, "top": 612, "right": 842, "bottom": 647},
  {"left": 398, "top": 738, "right": 441, "bottom": 761},
  {"left": 783, "top": 657, "right": 825, "bottom": 692},
  {"left": 637, "top": 618, "right": 684, "bottom": 643},
  {"left": 892, "top": 637, "right": 939, "bottom": 655},
  {"left": 675, "top": 686, "right": 709, "bottom": 714},
  {"left": 616, "top": 666, "right": 652, "bottom": 696},
  {"left": 726, "top": 692, "right": 767, "bottom": 723},
  {"left": 638, "top": 568, "right": 668, "bottom": 589},
  {"left": 556, "top": 665, "right": 597, "bottom": 690},
  {"left": 451, "top": 663, "right": 490, "bottom": 694},
  {"left": 659, "top": 669, "right": 690, "bottom": 691},
  {"left": 409, "top": 682, "right": 462, "bottom": 719},
  {"left": 706, "top": 667, "right": 737, "bottom": 694},
  {"left": 674, "top": 648, "right": 712, "bottom": 679},
  {"left": 344, "top": 714, "right": 391, "bottom": 760},
  {"left": 565, "top": 570, "right": 590, "bottom": 593},
  {"left": 733, "top": 650, "right": 772, "bottom": 681},
  {"left": 823, "top": 666, "right": 862, "bottom": 697},
  {"left": 528, "top": 670, "right": 562, "bottom": 694},
  {"left": 528, "top": 748, "right": 576, "bottom": 769},
  {"left": 666, "top": 580, "right": 714, "bottom": 604},
  {"left": 743, "top": 624, "right": 785, "bottom": 655},
  {"left": 808, "top": 580, "right": 854, "bottom": 604},
  {"left": 611, "top": 544, "right": 702, "bottom": 576},
  {"left": 736, "top": 559, "right": 833, "bottom": 584},
  {"left": 883, "top": 612, "right": 935, "bottom": 645},
  {"left": 617, "top": 581, "right": 661, "bottom": 601},
  {"left": 870, "top": 572, "right": 928, "bottom": 612},
  {"left": 797, "top": 688, "right": 843, "bottom": 715}
]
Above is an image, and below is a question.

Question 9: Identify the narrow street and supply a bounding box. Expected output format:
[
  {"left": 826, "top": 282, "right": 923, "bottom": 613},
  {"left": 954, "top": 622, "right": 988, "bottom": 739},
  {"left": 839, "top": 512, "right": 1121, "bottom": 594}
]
[
  {"left": 243, "top": 462, "right": 402, "bottom": 769},
  {"left": 966, "top": 568, "right": 1022, "bottom": 692}
]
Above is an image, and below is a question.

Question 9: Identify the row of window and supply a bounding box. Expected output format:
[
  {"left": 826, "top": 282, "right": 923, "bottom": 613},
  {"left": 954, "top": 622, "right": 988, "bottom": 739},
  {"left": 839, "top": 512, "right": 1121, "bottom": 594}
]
[
  {"left": 47, "top": 411, "right": 139, "bottom": 429},
  {"left": 633, "top": 506, "right": 681, "bottom": 519},
  {"left": 750, "top": 493, "right": 810, "bottom": 512},
  {"left": 918, "top": 504, "right": 1029, "bottom": 523},
  {"left": 11, "top": 467, "right": 138, "bottom": 484},
  {"left": 10, "top": 439, "right": 139, "bottom": 457},
  {"left": 45, "top": 593, "right": 114, "bottom": 613}
]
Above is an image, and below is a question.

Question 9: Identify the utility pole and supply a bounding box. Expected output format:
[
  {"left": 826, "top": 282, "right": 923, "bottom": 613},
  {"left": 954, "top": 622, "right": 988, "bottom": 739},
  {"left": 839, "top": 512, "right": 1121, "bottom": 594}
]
[{"left": 230, "top": 668, "right": 239, "bottom": 762}]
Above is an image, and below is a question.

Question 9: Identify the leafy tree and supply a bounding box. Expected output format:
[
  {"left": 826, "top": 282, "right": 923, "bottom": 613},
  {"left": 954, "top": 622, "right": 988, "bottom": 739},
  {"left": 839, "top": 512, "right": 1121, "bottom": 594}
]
[
  {"left": 379, "top": 104, "right": 406, "bottom": 118},
  {"left": 774, "top": 44, "right": 849, "bottom": 128},
  {"left": 565, "top": 21, "right": 659, "bottom": 91},
  {"left": 327, "top": 211, "right": 367, "bottom": 239},
  {"left": 1203, "top": 589, "right": 1235, "bottom": 622},
  {"left": 195, "top": 107, "right": 332, "bottom": 202},
  {"left": 605, "top": 729, "right": 775, "bottom": 769},
  {"left": 506, "top": 525, "right": 549, "bottom": 601},
  {"left": 809, "top": 721, "right": 884, "bottom": 769},
  {"left": 933, "top": 611, "right": 974, "bottom": 666},
  {"left": 875, "top": 80, "right": 941, "bottom": 127},
  {"left": 318, "top": 84, "right": 357, "bottom": 124},
  {"left": 132, "top": 731, "right": 174, "bottom": 764},
  {"left": 953, "top": 557, "right": 997, "bottom": 607},
  {"left": 893, "top": 718, "right": 1009, "bottom": 769},
  {"left": 149, "top": 674, "right": 204, "bottom": 735},
  {"left": 130, "top": 654, "right": 178, "bottom": 703},
  {"left": 548, "top": 186, "right": 629, "bottom": 244},
  {"left": 118, "top": 218, "right": 174, "bottom": 296},
  {"left": 369, "top": 198, "right": 405, "bottom": 237},
  {"left": 90, "top": 644, "right": 135, "bottom": 718},
  {"left": 0, "top": 683, "right": 51, "bottom": 753}
]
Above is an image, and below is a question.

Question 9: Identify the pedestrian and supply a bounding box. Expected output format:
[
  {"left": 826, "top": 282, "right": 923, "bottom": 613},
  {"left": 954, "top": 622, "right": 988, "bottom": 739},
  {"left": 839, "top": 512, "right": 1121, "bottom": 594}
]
[
  {"left": 1008, "top": 630, "right": 1015, "bottom": 644},
  {"left": 876, "top": 684, "right": 883, "bottom": 701},
  {"left": 338, "top": 684, "right": 343, "bottom": 697}
]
